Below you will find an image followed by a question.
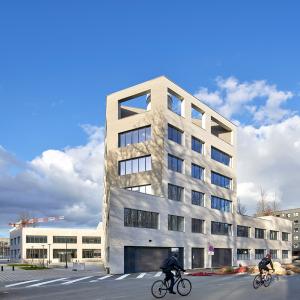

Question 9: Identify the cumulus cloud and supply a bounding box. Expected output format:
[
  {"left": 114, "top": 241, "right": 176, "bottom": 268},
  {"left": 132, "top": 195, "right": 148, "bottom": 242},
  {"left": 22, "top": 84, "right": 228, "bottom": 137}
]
[
  {"left": 195, "top": 76, "right": 294, "bottom": 125},
  {"left": 195, "top": 77, "right": 300, "bottom": 214},
  {"left": 0, "top": 125, "right": 104, "bottom": 235}
]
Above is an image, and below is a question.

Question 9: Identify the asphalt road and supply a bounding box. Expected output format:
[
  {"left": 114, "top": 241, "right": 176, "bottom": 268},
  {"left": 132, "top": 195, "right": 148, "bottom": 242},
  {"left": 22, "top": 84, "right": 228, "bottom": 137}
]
[{"left": 0, "top": 274, "right": 300, "bottom": 300}]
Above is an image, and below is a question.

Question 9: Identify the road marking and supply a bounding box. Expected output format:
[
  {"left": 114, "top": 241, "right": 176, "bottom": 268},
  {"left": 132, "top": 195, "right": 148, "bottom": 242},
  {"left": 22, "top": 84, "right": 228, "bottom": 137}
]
[
  {"left": 98, "top": 275, "right": 113, "bottom": 280},
  {"left": 5, "top": 280, "right": 39, "bottom": 288},
  {"left": 154, "top": 272, "right": 162, "bottom": 277},
  {"left": 26, "top": 278, "right": 68, "bottom": 287},
  {"left": 137, "top": 273, "right": 146, "bottom": 278},
  {"left": 115, "top": 274, "right": 130, "bottom": 280},
  {"left": 61, "top": 276, "right": 93, "bottom": 285},
  {"left": 89, "top": 280, "right": 98, "bottom": 282}
]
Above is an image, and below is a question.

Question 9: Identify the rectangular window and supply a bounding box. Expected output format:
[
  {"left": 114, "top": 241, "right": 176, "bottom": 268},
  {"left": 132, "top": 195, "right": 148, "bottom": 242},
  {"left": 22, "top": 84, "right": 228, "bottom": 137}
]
[
  {"left": 126, "top": 184, "right": 152, "bottom": 195},
  {"left": 168, "top": 215, "right": 184, "bottom": 232},
  {"left": 270, "top": 230, "right": 278, "bottom": 240},
  {"left": 124, "top": 208, "right": 158, "bottom": 229},
  {"left": 237, "top": 225, "right": 250, "bottom": 238},
  {"left": 53, "top": 236, "right": 77, "bottom": 244},
  {"left": 82, "top": 249, "right": 101, "bottom": 258},
  {"left": 191, "top": 163, "right": 204, "bottom": 180},
  {"left": 168, "top": 184, "right": 184, "bottom": 202},
  {"left": 255, "top": 228, "right": 265, "bottom": 239},
  {"left": 168, "top": 90, "right": 183, "bottom": 116},
  {"left": 255, "top": 249, "right": 265, "bottom": 260},
  {"left": 168, "top": 154, "right": 183, "bottom": 173},
  {"left": 191, "top": 136, "right": 203, "bottom": 154},
  {"left": 191, "top": 105, "right": 203, "bottom": 125},
  {"left": 118, "top": 155, "right": 152, "bottom": 175},
  {"left": 118, "top": 126, "right": 151, "bottom": 147},
  {"left": 82, "top": 237, "right": 101, "bottom": 244},
  {"left": 191, "top": 190, "right": 204, "bottom": 206},
  {"left": 237, "top": 249, "right": 250, "bottom": 260},
  {"left": 282, "top": 250, "right": 289, "bottom": 259},
  {"left": 168, "top": 124, "right": 182, "bottom": 145},
  {"left": 211, "top": 171, "right": 232, "bottom": 189},
  {"left": 53, "top": 249, "right": 77, "bottom": 259},
  {"left": 26, "top": 235, "right": 47, "bottom": 243},
  {"left": 211, "top": 221, "right": 231, "bottom": 235},
  {"left": 191, "top": 218, "right": 204, "bottom": 233},
  {"left": 270, "top": 249, "right": 278, "bottom": 259},
  {"left": 26, "top": 249, "right": 47, "bottom": 259},
  {"left": 211, "top": 147, "right": 231, "bottom": 166},
  {"left": 211, "top": 196, "right": 232, "bottom": 212}
]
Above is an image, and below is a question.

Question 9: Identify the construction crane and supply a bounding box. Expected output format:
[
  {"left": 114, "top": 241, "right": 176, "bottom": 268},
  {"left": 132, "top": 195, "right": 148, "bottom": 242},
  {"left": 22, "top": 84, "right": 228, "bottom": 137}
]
[{"left": 9, "top": 216, "right": 65, "bottom": 228}]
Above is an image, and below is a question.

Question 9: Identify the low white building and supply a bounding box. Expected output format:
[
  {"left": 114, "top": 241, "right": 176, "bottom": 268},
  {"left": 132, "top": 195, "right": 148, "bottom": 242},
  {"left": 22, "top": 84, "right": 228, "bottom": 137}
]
[{"left": 10, "top": 223, "right": 102, "bottom": 264}]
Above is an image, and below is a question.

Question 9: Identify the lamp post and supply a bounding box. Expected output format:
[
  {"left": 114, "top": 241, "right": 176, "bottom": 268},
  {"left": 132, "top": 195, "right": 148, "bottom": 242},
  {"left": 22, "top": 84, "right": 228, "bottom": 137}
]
[
  {"left": 42, "top": 245, "right": 45, "bottom": 267},
  {"left": 65, "top": 241, "right": 68, "bottom": 268},
  {"left": 48, "top": 243, "right": 51, "bottom": 266}
]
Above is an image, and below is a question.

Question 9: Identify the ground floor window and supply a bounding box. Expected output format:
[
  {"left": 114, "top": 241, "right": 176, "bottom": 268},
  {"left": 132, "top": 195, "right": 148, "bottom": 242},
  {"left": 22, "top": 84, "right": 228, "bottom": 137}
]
[
  {"left": 282, "top": 250, "right": 289, "bottom": 259},
  {"left": 237, "top": 249, "right": 250, "bottom": 260},
  {"left": 26, "top": 248, "right": 47, "bottom": 259},
  {"left": 270, "top": 249, "right": 278, "bottom": 259},
  {"left": 255, "top": 249, "right": 265, "bottom": 260},
  {"left": 53, "top": 249, "right": 77, "bottom": 259},
  {"left": 82, "top": 249, "right": 101, "bottom": 258}
]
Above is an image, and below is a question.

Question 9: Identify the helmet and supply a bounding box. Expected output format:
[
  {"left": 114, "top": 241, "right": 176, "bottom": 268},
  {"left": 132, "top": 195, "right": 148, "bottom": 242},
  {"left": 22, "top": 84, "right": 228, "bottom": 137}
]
[{"left": 266, "top": 253, "right": 272, "bottom": 259}]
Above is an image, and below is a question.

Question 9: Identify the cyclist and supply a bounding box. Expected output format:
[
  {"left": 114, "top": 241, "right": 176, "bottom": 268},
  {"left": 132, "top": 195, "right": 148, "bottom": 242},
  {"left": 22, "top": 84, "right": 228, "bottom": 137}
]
[
  {"left": 160, "top": 253, "right": 185, "bottom": 294},
  {"left": 258, "top": 253, "right": 274, "bottom": 280}
]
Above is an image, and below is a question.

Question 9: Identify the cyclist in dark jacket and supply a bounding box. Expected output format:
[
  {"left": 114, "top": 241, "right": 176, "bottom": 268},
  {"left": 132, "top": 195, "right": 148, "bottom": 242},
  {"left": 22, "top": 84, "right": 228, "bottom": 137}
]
[
  {"left": 161, "top": 253, "right": 185, "bottom": 294},
  {"left": 258, "top": 253, "right": 274, "bottom": 279}
]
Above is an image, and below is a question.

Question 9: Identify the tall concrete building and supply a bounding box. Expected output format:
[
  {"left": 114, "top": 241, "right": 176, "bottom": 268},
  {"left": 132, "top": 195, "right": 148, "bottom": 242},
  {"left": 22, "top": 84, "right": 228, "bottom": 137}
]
[
  {"left": 102, "top": 76, "right": 292, "bottom": 274},
  {"left": 275, "top": 208, "right": 300, "bottom": 257}
]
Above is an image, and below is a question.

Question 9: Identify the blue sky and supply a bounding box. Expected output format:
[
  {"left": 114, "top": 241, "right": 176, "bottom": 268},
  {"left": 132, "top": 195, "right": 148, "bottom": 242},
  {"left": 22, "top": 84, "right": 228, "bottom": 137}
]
[{"left": 1, "top": 1, "right": 300, "bottom": 236}]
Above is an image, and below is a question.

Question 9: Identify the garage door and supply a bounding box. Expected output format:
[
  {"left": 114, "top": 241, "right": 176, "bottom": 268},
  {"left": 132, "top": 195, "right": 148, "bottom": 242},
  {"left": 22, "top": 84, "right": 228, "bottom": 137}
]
[
  {"left": 212, "top": 248, "right": 232, "bottom": 267},
  {"left": 124, "top": 247, "right": 184, "bottom": 273},
  {"left": 192, "top": 248, "right": 204, "bottom": 268}
]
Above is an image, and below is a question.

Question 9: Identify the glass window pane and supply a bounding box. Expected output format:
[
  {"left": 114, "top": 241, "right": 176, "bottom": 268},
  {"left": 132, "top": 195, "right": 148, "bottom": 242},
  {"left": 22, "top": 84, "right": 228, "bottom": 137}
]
[
  {"left": 146, "top": 156, "right": 151, "bottom": 171},
  {"left": 132, "top": 130, "right": 139, "bottom": 144},
  {"left": 139, "top": 157, "right": 146, "bottom": 172},
  {"left": 145, "top": 185, "right": 152, "bottom": 194},
  {"left": 139, "top": 128, "right": 146, "bottom": 142},
  {"left": 145, "top": 126, "right": 151, "bottom": 140},
  {"left": 125, "top": 160, "right": 132, "bottom": 174},
  {"left": 120, "top": 161, "right": 125, "bottom": 175},
  {"left": 125, "top": 132, "right": 132, "bottom": 146},
  {"left": 132, "top": 158, "right": 139, "bottom": 173},
  {"left": 139, "top": 186, "right": 146, "bottom": 193},
  {"left": 120, "top": 133, "right": 126, "bottom": 147}
]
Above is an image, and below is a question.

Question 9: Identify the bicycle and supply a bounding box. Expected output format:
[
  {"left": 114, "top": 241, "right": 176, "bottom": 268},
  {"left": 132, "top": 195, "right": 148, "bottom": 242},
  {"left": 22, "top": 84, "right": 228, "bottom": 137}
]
[
  {"left": 151, "top": 270, "right": 192, "bottom": 298},
  {"left": 253, "top": 269, "right": 274, "bottom": 289}
]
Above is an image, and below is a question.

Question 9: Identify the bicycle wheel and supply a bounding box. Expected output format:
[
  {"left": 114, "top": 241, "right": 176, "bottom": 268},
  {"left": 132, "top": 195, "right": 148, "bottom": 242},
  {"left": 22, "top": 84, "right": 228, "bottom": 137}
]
[
  {"left": 263, "top": 274, "right": 272, "bottom": 287},
  {"left": 177, "top": 278, "right": 192, "bottom": 296},
  {"left": 151, "top": 280, "right": 168, "bottom": 299},
  {"left": 253, "top": 275, "right": 262, "bottom": 289}
]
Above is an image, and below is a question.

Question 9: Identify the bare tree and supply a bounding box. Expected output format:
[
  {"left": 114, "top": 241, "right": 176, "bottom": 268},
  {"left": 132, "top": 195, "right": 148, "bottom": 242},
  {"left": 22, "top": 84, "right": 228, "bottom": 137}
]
[
  {"left": 255, "top": 187, "right": 280, "bottom": 216},
  {"left": 236, "top": 198, "right": 247, "bottom": 215}
]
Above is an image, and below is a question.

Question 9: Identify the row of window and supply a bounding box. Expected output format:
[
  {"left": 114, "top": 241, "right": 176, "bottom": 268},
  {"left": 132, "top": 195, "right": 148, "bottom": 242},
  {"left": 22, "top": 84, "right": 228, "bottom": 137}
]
[
  {"left": 25, "top": 236, "right": 101, "bottom": 244},
  {"left": 119, "top": 155, "right": 152, "bottom": 175},
  {"left": 118, "top": 126, "right": 151, "bottom": 147},
  {"left": 237, "top": 249, "right": 289, "bottom": 260},
  {"left": 123, "top": 208, "right": 290, "bottom": 240},
  {"left": 25, "top": 249, "right": 101, "bottom": 259}
]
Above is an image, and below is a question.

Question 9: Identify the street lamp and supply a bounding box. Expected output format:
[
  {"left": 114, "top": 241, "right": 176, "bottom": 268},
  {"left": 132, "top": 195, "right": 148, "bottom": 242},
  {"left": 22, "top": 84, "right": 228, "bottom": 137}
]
[
  {"left": 42, "top": 245, "right": 45, "bottom": 267},
  {"left": 48, "top": 243, "right": 51, "bottom": 266},
  {"left": 65, "top": 241, "right": 68, "bottom": 268}
]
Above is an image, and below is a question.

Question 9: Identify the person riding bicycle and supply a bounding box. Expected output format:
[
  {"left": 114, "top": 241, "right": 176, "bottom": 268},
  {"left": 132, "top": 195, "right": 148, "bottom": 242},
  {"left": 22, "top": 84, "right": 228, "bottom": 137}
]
[
  {"left": 258, "top": 253, "right": 274, "bottom": 280},
  {"left": 160, "top": 253, "right": 185, "bottom": 295}
]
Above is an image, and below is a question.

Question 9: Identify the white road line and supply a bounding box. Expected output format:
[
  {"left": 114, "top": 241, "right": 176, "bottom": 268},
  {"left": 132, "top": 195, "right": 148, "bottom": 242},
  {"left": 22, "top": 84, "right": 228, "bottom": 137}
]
[
  {"left": 26, "top": 278, "right": 68, "bottom": 287},
  {"left": 115, "top": 274, "right": 130, "bottom": 280},
  {"left": 154, "top": 272, "right": 162, "bottom": 277},
  {"left": 89, "top": 280, "right": 98, "bottom": 283},
  {"left": 61, "top": 276, "right": 93, "bottom": 285},
  {"left": 137, "top": 273, "right": 146, "bottom": 279},
  {"left": 98, "top": 275, "right": 113, "bottom": 280},
  {"left": 5, "top": 280, "right": 39, "bottom": 288}
]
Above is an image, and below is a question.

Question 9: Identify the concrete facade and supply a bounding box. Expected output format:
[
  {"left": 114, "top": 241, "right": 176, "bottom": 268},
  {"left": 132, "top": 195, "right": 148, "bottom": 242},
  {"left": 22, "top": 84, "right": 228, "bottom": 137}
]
[
  {"left": 10, "top": 224, "right": 102, "bottom": 264},
  {"left": 102, "top": 76, "right": 292, "bottom": 274},
  {"left": 275, "top": 208, "right": 300, "bottom": 257}
]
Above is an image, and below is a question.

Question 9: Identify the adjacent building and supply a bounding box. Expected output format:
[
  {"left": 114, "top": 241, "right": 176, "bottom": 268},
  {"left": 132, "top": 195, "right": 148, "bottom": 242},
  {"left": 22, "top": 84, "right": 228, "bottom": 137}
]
[
  {"left": 0, "top": 237, "right": 10, "bottom": 260},
  {"left": 275, "top": 208, "right": 300, "bottom": 257},
  {"left": 9, "top": 224, "right": 102, "bottom": 264},
  {"left": 102, "top": 76, "right": 292, "bottom": 274}
]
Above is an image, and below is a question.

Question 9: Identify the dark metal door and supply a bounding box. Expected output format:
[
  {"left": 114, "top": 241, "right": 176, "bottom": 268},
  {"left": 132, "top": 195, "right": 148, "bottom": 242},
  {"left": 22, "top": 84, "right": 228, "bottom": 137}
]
[
  {"left": 212, "top": 248, "right": 232, "bottom": 267},
  {"left": 192, "top": 248, "right": 204, "bottom": 268}
]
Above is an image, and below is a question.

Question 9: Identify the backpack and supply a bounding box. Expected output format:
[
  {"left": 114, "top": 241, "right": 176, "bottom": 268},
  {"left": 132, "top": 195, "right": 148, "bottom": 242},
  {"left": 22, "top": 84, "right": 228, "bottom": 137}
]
[{"left": 160, "top": 257, "right": 171, "bottom": 270}]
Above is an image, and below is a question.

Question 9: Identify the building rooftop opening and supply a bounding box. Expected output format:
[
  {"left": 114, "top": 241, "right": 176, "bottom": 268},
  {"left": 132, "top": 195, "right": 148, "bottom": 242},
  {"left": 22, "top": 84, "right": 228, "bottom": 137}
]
[
  {"left": 211, "top": 117, "right": 232, "bottom": 144},
  {"left": 118, "top": 91, "right": 151, "bottom": 119},
  {"left": 191, "top": 104, "right": 204, "bottom": 127},
  {"left": 167, "top": 89, "right": 183, "bottom": 116}
]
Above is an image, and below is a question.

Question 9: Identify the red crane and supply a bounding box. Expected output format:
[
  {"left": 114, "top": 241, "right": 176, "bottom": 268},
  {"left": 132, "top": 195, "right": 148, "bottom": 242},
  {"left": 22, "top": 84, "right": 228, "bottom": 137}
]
[{"left": 9, "top": 216, "right": 65, "bottom": 228}]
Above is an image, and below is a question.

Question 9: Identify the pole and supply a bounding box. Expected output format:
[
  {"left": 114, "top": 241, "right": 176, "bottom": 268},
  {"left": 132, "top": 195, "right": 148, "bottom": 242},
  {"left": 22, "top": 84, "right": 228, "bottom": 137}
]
[
  {"left": 42, "top": 245, "right": 45, "bottom": 267},
  {"left": 65, "top": 242, "right": 68, "bottom": 268},
  {"left": 48, "top": 243, "right": 51, "bottom": 266}
]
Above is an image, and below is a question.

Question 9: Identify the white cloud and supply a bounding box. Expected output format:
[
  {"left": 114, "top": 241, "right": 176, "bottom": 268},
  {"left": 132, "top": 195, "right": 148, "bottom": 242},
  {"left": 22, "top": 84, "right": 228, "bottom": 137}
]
[
  {"left": 0, "top": 125, "right": 104, "bottom": 236},
  {"left": 194, "top": 76, "right": 294, "bottom": 125}
]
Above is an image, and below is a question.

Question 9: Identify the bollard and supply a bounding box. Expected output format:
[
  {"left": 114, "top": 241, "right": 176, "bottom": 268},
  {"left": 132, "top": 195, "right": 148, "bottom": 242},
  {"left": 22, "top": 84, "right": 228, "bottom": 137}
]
[
  {"left": 1, "top": 266, "right": 3, "bottom": 271},
  {"left": 12, "top": 265, "right": 14, "bottom": 271}
]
